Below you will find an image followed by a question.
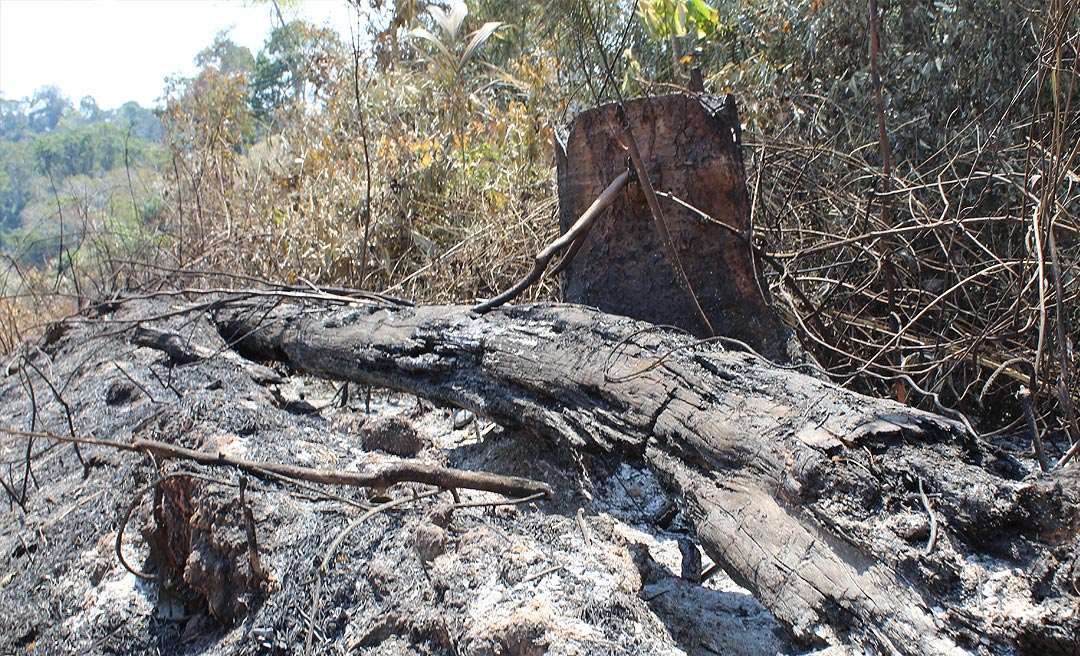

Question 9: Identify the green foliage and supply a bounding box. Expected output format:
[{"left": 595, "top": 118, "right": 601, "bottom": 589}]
[
  {"left": 0, "top": 140, "right": 33, "bottom": 231},
  {"left": 251, "top": 20, "right": 343, "bottom": 124},
  {"left": 0, "top": 91, "right": 165, "bottom": 277},
  {"left": 0, "top": 98, "right": 29, "bottom": 141},
  {"left": 197, "top": 31, "right": 257, "bottom": 78},
  {"left": 29, "top": 121, "right": 130, "bottom": 178},
  {"left": 638, "top": 0, "right": 720, "bottom": 41},
  {"left": 26, "top": 86, "right": 72, "bottom": 133},
  {"left": 78, "top": 96, "right": 105, "bottom": 123},
  {"left": 116, "top": 101, "right": 164, "bottom": 142}
]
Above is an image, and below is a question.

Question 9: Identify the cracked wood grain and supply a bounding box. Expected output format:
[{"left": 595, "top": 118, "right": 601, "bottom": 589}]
[{"left": 214, "top": 299, "right": 1079, "bottom": 656}]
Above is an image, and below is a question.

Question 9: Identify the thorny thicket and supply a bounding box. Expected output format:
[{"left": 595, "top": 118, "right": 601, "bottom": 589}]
[{"left": 1, "top": 0, "right": 1078, "bottom": 453}]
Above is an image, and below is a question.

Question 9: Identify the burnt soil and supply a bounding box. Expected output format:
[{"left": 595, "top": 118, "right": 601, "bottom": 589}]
[{"left": 0, "top": 296, "right": 833, "bottom": 655}]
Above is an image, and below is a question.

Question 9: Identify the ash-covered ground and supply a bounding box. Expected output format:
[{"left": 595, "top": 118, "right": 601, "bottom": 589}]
[{"left": 0, "top": 297, "right": 843, "bottom": 655}]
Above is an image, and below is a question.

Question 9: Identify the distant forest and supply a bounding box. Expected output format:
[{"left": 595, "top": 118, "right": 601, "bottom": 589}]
[
  {"left": 0, "top": 89, "right": 162, "bottom": 259},
  {"left": 0, "top": 14, "right": 342, "bottom": 266}
]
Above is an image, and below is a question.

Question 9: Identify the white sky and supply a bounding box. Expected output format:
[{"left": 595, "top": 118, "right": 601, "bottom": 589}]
[{"left": 0, "top": 0, "right": 361, "bottom": 110}]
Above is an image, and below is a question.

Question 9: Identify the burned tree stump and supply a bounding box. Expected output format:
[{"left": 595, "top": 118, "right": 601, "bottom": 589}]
[{"left": 556, "top": 94, "right": 790, "bottom": 360}]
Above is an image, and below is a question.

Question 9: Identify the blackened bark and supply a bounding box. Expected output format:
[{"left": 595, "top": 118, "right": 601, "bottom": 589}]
[
  {"left": 216, "top": 299, "right": 1080, "bottom": 656},
  {"left": 556, "top": 94, "right": 790, "bottom": 361}
]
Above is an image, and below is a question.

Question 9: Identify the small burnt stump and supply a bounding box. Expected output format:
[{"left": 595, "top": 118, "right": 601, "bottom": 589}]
[{"left": 556, "top": 94, "right": 790, "bottom": 361}]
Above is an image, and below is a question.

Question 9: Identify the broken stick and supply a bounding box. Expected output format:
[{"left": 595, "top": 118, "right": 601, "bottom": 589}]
[
  {"left": 472, "top": 169, "right": 630, "bottom": 314},
  {"left": 133, "top": 437, "right": 552, "bottom": 498},
  {"left": 0, "top": 428, "right": 551, "bottom": 499}
]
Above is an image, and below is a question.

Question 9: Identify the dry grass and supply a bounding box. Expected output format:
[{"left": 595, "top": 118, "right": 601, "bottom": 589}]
[{"left": 745, "top": 5, "right": 1080, "bottom": 443}]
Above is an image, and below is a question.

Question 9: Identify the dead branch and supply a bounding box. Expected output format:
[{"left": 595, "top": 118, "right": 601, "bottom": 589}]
[
  {"left": 0, "top": 428, "right": 552, "bottom": 500},
  {"left": 131, "top": 437, "right": 551, "bottom": 499},
  {"left": 472, "top": 170, "right": 629, "bottom": 314}
]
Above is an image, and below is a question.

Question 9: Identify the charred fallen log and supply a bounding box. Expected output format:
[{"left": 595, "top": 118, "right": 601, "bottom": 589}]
[{"left": 215, "top": 299, "right": 1079, "bottom": 656}]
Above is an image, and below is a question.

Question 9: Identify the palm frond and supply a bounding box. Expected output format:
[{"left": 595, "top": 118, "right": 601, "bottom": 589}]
[
  {"left": 428, "top": 1, "right": 469, "bottom": 43},
  {"left": 460, "top": 22, "right": 505, "bottom": 71},
  {"left": 409, "top": 26, "right": 454, "bottom": 64}
]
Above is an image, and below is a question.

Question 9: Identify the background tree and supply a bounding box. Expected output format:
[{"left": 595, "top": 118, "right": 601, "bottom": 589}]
[
  {"left": 196, "top": 31, "right": 257, "bottom": 78},
  {"left": 117, "top": 101, "right": 164, "bottom": 142},
  {"left": 0, "top": 98, "right": 29, "bottom": 141},
  {"left": 0, "top": 141, "right": 32, "bottom": 232},
  {"left": 251, "top": 20, "right": 342, "bottom": 125},
  {"left": 77, "top": 96, "right": 105, "bottom": 124},
  {"left": 26, "top": 86, "right": 72, "bottom": 133}
]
